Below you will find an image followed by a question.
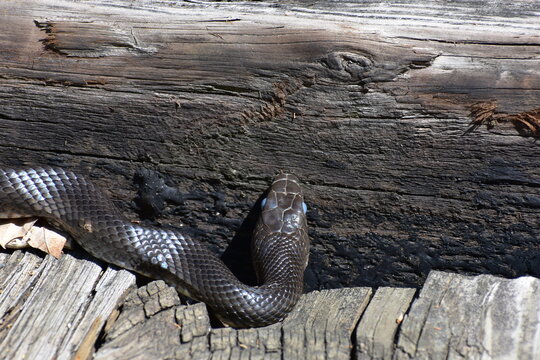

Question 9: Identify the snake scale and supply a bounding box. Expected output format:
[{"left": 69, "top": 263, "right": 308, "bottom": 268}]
[{"left": 0, "top": 167, "right": 309, "bottom": 327}]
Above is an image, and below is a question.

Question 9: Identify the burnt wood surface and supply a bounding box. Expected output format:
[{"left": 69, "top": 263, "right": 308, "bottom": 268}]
[{"left": 0, "top": 0, "right": 538, "bottom": 295}]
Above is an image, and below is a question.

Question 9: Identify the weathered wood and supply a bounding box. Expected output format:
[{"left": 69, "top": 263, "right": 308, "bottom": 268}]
[
  {"left": 0, "top": 1, "right": 539, "bottom": 357},
  {"left": 355, "top": 287, "right": 416, "bottom": 360},
  {"left": 94, "top": 280, "right": 187, "bottom": 360},
  {"left": 395, "top": 271, "right": 540, "bottom": 359},
  {"left": 95, "top": 282, "right": 372, "bottom": 360},
  {"left": 0, "top": 252, "right": 44, "bottom": 316},
  {"left": 0, "top": 0, "right": 538, "bottom": 293},
  {"left": 0, "top": 251, "right": 136, "bottom": 360},
  {"left": 282, "top": 287, "right": 372, "bottom": 360},
  {"left": 3, "top": 242, "right": 540, "bottom": 359}
]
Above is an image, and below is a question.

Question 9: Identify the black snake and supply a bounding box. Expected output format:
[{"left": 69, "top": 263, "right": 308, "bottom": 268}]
[{"left": 0, "top": 167, "right": 309, "bottom": 327}]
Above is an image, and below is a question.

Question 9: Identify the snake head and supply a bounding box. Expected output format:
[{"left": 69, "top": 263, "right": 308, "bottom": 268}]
[{"left": 259, "top": 174, "right": 307, "bottom": 235}]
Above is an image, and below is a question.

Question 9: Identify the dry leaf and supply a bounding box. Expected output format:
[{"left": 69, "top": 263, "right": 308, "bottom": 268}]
[
  {"left": 27, "top": 227, "right": 67, "bottom": 259},
  {"left": 0, "top": 219, "right": 38, "bottom": 248},
  {"left": 0, "top": 219, "right": 69, "bottom": 258}
]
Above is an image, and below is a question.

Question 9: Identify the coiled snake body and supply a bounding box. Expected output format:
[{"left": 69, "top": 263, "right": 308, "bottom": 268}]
[{"left": 0, "top": 167, "right": 309, "bottom": 327}]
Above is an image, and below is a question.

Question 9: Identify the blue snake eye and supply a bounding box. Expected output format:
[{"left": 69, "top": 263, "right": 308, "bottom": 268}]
[
  {"left": 302, "top": 202, "right": 307, "bottom": 214},
  {"left": 261, "top": 197, "right": 267, "bottom": 209}
]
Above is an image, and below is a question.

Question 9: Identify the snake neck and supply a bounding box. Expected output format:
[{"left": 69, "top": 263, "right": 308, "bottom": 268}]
[
  {"left": 71, "top": 221, "right": 305, "bottom": 327},
  {"left": 170, "top": 229, "right": 308, "bottom": 327}
]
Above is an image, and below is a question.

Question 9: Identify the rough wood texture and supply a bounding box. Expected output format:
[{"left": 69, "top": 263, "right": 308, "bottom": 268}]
[
  {"left": 95, "top": 282, "right": 372, "bottom": 360},
  {"left": 355, "top": 287, "right": 416, "bottom": 360},
  {"left": 395, "top": 271, "right": 540, "bottom": 360},
  {"left": 0, "top": 251, "right": 136, "bottom": 360},
  {"left": 0, "top": 0, "right": 538, "bottom": 293},
  {"left": 2, "top": 245, "right": 540, "bottom": 359},
  {"left": 281, "top": 287, "right": 371, "bottom": 360}
]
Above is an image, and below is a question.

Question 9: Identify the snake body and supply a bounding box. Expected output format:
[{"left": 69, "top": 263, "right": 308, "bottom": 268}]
[{"left": 0, "top": 167, "right": 309, "bottom": 327}]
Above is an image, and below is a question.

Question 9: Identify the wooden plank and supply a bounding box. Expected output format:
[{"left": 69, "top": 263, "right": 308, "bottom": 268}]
[
  {"left": 282, "top": 287, "right": 372, "bottom": 360},
  {"left": 355, "top": 287, "right": 416, "bottom": 360},
  {"left": 0, "top": 0, "right": 538, "bottom": 357},
  {"left": 395, "top": 271, "right": 540, "bottom": 359},
  {"left": 96, "top": 283, "right": 372, "bottom": 360},
  {"left": 0, "top": 251, "right": 136, "bottom": 360},
  {"left": 0, "top": 0, "right": 538, "bottom": 294},
  {"left": 94, "top": 280, "right": 192, "bottom": 360},
  {"left": 66, "top": 267, "right": 137, "bottom": 360},
  {"left": 0, "top": 251, "right": 45, "bottom": 316},
  {"left": 4, "top": 248, "right": 540, "bottom": 360}
]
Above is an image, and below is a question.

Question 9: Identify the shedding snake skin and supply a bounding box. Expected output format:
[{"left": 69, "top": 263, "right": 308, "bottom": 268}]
[{"left": 0, "top": 167, "right": 309, "bottom": 327}]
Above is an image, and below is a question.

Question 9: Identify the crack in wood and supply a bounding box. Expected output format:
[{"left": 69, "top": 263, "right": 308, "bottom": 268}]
[
  {"left": 394, "top": 36, "right": 540, "bottom": 47},
  {"left": 34, "top": 19, "right": 155, "bottom": 58},
  {"left": 34, "top": 21, "right": 68, "bottom": 56}
]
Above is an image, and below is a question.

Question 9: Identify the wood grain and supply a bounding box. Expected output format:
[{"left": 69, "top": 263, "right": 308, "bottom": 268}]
[
  {"left": 0, "top": 2, "right": 539, "bottom": 358},
  {"left": 355, "top": 287, "right": 416, "bottom": 360},
  {"left": 395, "top": 271, "right": 540, "bottom": 359},
  {"left": 0, "top": 0, "right": 538, "bottom": 292},
  {"left": 0, "top": 251, "right": 135, "bottom": 360},
  {"left": 2, "top": 248, "right": 540, "bottom": 359},
  {"left": 96, "top": 281, "right": 372, "bottom": 360}
]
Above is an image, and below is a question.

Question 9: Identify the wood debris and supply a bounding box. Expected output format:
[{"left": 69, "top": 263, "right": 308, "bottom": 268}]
[{"left": 468, "top": 100, "right": 540, "bottom": 137}]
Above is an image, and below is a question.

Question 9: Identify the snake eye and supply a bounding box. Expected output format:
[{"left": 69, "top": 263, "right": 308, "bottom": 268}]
[
  {"left": 302, "top": 202, "right": 307, "bottom": 214},
  {"left": 261, "top": 197, "right": 267, "bottom": 209}
]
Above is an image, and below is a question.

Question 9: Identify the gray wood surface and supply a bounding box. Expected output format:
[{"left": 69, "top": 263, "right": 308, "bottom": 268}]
[
  {"left": 0, "top": 0, "right": 538, "bottom": 358},
  {"left": 95, "top": 280, "right": 372, "bottom": 360},
  {"left": 395, "top": 271, "right": 540, "bottom": 360},
  {"left": 0, "top": 0, "right": 538, "bottom": 292},
  {"left": 0, "top": 251, "right": 136, "bottom": 360},
  {"left": 1, "top": 249, "right": 540, "bottom": 359},
  {"left": 356, "top": 287, "right": 417, "bottom": 360}
]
